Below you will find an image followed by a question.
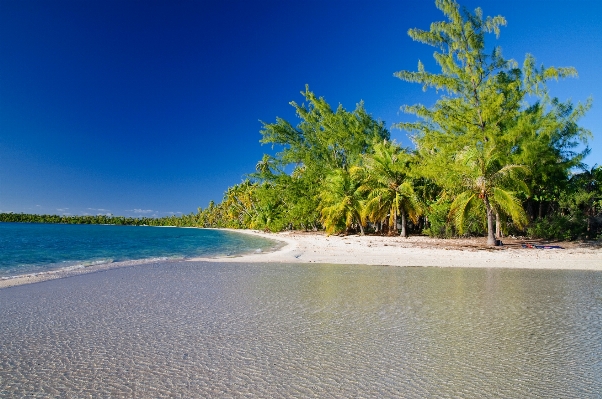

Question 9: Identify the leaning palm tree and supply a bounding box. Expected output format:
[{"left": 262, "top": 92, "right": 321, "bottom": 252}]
[
  {"left": 449, "top": 145, "right": 529, "bottom": 246},
  {"left": 319, "top": 167, "right": 366, "bottom": 235},
  {"left": 362, "top": 141, "right": 421, "bottom": 236}
]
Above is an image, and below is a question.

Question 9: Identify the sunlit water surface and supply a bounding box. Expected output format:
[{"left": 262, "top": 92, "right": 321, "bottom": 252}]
[
  {"left": 0, "top": 223, "right": 278, "bottom": 277},
  {"left": 1, "top": 262, "right": 601, "bottom": 397}
]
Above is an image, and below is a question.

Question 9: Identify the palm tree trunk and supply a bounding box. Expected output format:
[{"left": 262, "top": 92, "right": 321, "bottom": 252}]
[
  {"left": 358, "top": 223, "right": 365, "bottom": 235},
  {"left": 400, "top": 211, "right": 407, "bottom": 237},
  {"left": 354, "top": 212, "right": 365, "bottom": 235},
  {"left": 484, "top": 196, "right": 497, "bottom": 246},
  {"left": 495, "top": 211, "right": 502, "bottom": 238}
]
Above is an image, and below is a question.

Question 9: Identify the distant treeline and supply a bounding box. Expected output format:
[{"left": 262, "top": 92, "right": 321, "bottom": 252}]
[
  {"left": 0, "top": 209, "right": 264, "bottom": 228},
  {"left": 0, "top": 212, "right": 201, "bottom": 227}
]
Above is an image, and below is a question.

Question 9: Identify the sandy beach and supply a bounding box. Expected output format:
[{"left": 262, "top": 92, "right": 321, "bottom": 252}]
[
  {"left": 2, "top": 229, "right": 601, "bottom": 289},
  {"left": 2, "top": 232, "right": 601, "bottom": 396},
  {"left": 190, "top": 229, "right": 602, "bottom": 271}
]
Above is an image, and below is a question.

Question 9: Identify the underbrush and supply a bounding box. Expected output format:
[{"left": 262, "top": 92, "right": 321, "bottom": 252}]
[{"left": 527, "top": 215, "right": 587, "bottom": 241}]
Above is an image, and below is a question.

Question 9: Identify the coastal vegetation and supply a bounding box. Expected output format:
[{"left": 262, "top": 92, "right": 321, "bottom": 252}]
[
  {"left": 2, "top": 0, "right": 601, "bottom": 244},
  {"left": 0, "top": 212, "right": 201, "bottom": 227}
]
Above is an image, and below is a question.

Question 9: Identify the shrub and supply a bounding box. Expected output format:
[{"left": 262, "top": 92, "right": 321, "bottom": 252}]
[{"left": 527, "top": 214, "right": 587, "bottom": 240}]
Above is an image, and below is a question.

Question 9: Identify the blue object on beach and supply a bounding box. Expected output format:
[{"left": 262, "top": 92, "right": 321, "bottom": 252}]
[{"left": 521, "top": 244, "right": 564, "bottom": 249}]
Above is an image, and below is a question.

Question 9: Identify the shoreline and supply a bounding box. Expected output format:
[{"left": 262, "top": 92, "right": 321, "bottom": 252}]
[
  {"left": 0, "top": 257, "right": 185, "bottom": 289},
  {"left": 190, "top": 229, "right": 602, "bottom": 271},
  {"left": 2, "top": 229, "right": 601, "bottom": 289}
]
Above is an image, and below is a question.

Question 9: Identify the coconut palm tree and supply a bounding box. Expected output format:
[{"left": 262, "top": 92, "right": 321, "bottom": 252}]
[
  {"left": 222, "top": 180, "right": 258, "bottom": 227},
  {"left": 449, "top": 145, "right": 529, "bottom": 245},
  {"left": 319, "top": 167, "right": 366, "bottom": 235},
  {"left": 362, "top": 141, "right": 421, "bottom": 236}
]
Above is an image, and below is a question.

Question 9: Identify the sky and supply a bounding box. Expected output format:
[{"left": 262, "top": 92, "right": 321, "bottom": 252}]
[{"left": 1, "top": 0, "right": 601, "bottom": 217}]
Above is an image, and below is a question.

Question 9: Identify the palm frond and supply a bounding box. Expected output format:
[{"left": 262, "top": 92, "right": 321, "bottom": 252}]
[
  {"left": 449, "top": 191, "right": 478, "bottom": 234},
  {"left": 492, "top": 187, "right": 528, "bottom": 228}
]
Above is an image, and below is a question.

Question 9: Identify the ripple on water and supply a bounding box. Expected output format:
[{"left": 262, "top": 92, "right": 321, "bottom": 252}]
[{"left": 0, "top": 262, "right": 601, "bottom": 398}]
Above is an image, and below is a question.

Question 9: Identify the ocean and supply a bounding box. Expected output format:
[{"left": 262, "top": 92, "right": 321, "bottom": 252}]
[{"left": 0, "top": 222, "right": 279, "bottom": 278}]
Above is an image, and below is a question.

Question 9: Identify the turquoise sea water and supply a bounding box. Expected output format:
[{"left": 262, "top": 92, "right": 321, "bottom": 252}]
[{"left": 0, "top": 222, "right": 278, "bottom": 278}]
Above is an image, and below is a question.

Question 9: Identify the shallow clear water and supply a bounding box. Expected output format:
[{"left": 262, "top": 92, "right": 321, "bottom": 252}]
[
  {"left": 1, "top": 262, "right": 600, "bottom": 397},
  {"left": 0, "top": 222, "right": 278, "bottom": 277}
]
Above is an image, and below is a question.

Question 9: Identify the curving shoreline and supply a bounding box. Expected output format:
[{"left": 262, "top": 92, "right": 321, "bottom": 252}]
[
  {"left": 190, "top": 229, "right": 602, "bottom": 271},
  {"left": 2, "top": 229, "right": 601, "bottom": 289},
  {"left": 0, "top": 257, "right": 186, "bottom": 289}
]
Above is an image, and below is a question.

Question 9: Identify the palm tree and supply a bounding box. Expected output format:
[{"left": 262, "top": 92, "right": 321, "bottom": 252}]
[
  {"left": 251, "top": 200, "right": 281, "bottom": 232},
  {"left": 362, "top": 141, "right": 421, "bottom": 236},
  {"left": 222, "top": 180, "right": 258, "bottom": 228},
  {"left": 449, "top": 145, "right": 529, "bottom": 246},
  {"left": 319, "top": 167, "right": 366, "bottom": 235}
]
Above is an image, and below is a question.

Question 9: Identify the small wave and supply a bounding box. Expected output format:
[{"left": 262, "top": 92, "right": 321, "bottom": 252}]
[
  {"left": 0, "top": 225, "right": 280, "bottom": 285},
  {"left": 1, "top": 256, "right": 189, "bottom": 282},
  {"left": 1, "top": 259, "right": 114, "bottom": 280}
]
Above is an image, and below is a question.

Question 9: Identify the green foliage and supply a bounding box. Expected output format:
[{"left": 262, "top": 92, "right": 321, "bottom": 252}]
[
  {"left": 253, "top": 86, "right": 390, "bottom": 232},
  {"left": 422, "top": 198, "right": 454, "bottom": 238},
  {"left": 260, "top": 85, "right": 389, "bottom": 175},
  {"left": 523, "top": 166, "right": 602, "bottom": 240},
  {"left": 394, "top": 0, "right": 590, "bottom": 245},
  {"left": 319, "top": 167, "right": 366, "bottom": 235},
  {"left": 249, "top": 183, "right": 286, "bottom": 232},
  {"left": 446, "top": 145, "right": 529, "bottom": 235},
  {"left": 361, "top": 140, "right": 421, "bottom": 235},
  {"left": 527, "top": 215, "right": 586, "bottom": 241},
  {"left": 0, "top": 212, "right": 201, "bottom": 227},
  {"left": 278, "top": 173, "right": 321, "bottom": 230},
  {"left": 423, "top": 196, "right": 485, "bottom": 238}
]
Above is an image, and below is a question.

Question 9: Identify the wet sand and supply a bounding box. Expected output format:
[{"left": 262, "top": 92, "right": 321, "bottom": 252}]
[{"left": 1, "top": 261, "right": 601, "bottom": 397}]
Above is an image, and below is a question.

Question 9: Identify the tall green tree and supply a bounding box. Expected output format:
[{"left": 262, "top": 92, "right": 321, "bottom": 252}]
[
  {"left": 508, "top": 95, "right": 592, "bottom": 221},
  {"left": 447, "top": 144, "right": 529, "bottom": 238},
  {"left": 260, "top": 85, "right": 389, "bottom": 176},
  {"left": 319, "top": 167, "right": 366, "bottom": 235},
  {"left": 395, "top": 0, "right": 587, "bottom": 245},
  {"left": 257, "top": 86, "right": 390, "bottom": 231},
  {"left": 362, "top": 140, "right": 421, "bottom": 236}
]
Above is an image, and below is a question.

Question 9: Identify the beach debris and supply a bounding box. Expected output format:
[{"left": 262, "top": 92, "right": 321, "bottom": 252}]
[
  {"left": 254, "top": 248, "right": 263, "bottom": 253},
  {"left": 522, "top": 244, "right": 564, "bottom": 249}
]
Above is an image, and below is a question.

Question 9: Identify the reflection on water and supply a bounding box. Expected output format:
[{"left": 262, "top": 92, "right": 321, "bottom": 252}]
[{"left": 0, "top": 262, "right": 601, "bottom": 397}]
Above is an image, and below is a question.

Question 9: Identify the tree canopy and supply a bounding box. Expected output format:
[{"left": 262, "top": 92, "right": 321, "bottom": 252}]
[{"left": 394, "top": 0, "right": 591, "bottom": 245}]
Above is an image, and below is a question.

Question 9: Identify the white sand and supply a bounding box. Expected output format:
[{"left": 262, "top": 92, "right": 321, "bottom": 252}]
[{"left": 190, "top": 229, "right": 602, "bottom": 271}]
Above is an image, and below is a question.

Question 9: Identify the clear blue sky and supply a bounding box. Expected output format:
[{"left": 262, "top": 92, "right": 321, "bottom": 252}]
[{"left": 1, "top": 0, "right": 601, "bottom": 217}]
